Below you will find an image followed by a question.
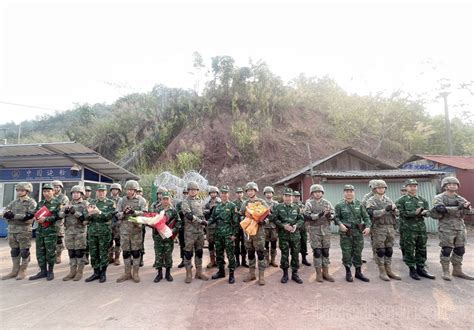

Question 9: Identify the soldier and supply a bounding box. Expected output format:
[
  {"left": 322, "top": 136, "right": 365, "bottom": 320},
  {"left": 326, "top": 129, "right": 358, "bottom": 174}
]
[
  {"left": 85, "top": 185, "right": 115, "bottom": 283},
  {"left": 60, "top": 185, "right": 89, "bottom": 281},
  {"left": 204, "top": 186, "right": 220, "bottom": 269},
  {"left": 361, "top": 180, "right": 377, "bottom": 208},
  {"left": 396, "top": 179, "right": 435, "bottom": 280},
  {"left": 108, "top": 183, "right": 122, "bottom": 266},
  {"left": 84, "top": 186, "right": 93, "bottom": 202},
  {"left": 334, "top": 185, "right": 371, "bottom": 282},
  {"left": 233, "top": 187, "right": 248, "bottom": 268},
  {"left": 1, "top": 182, "right": 37, "bottom": 280},
  {"left": 293, "top": 191, "right": 311, "bottom": 266},
  {"left": 303, "top": 184, "right": 335, "bottom": 283},
  {"left": 115, "top": 180, "right": 147, "bottom": 283},
  {"left": 29, "top": 184, "right": 61, "bottom": 281},
  {"left": 431, "top": 177, "right": 473, "bottom": 281},
  {"left": 240, "top": 182, "right": 269, "bottom": 285},
  {"left": 181, "top": 181, "right": 209, "bottom": 283},
  {"left": 137, "top": 185, "right": 148, "bottom": 267},
  {"left": 175, "top": 187, "right": 188, "bottom": 268},
  {"left": 52, "top": 180, "right": 69, "bottom": 264},
  {"left": 400, "top": 185, "right": 407, "bottom": 197},
  {"left": 263, "top": 186, "right": 279, "bottom": 267},
  {"left": 153, "top": 191, "right": 181, "bottom": 283},
  {"left": 210, "top": 185, "right": 239, "bottom": 284},
  {"left": 273, "top": 188, "right": 305, "bottom": 284},
  {"left": 365, "top": 180, "right": 401, "bottom": 281}
]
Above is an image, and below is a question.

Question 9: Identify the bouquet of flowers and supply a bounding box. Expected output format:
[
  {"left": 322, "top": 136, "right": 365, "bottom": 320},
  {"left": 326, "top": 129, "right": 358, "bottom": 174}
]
[
  {"left": 128, "top": 211, "right": 173, "bottom": 239},
  {"left": 240, "top": 201, "right": 270, "bottom": 236}
]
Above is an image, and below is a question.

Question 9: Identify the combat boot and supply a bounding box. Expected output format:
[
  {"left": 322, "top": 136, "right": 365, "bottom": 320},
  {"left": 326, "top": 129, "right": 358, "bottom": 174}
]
[
  {"left": 212, "top": 267, "right": 225, "bottom": 280},
  {"left": 322, "top": 266, "right": 335, "bottom": 282},
  {"left": 132, "top": 265, "right": 140, "bottom": 283},
  {"left": 73, "top": 263, "right": 84, "bottom": 281},
  {"left": 114, "top": 248, "right": 121, "bottom": 266},
  {"left": 378, "top": 264, "right": 390, "bottom": 281},
  {"left": 16, "top": 263, "right": 29, "bottom": 280},
  {"left": 315, "top": 267, "right": 323, "bottom": 282},
  {"left": 452, "top": 264, "right": 474, "bottom": 280},
  {"left": 207, "top": 251, "right": 217, "bottom": 269},
  {"left": 355, "top": 267, "right": 369, "bottom": 282},
  {"left": 85, "top": 268, "right": 101, "bottom": 282},
  {"left": 185, "top": 265, "right": 192, "bottom": 284},
  {"left": 270, "top": 249, "right": 278, "bottom": 267},
  {"left": 258, "top": 269, "right": 265, "bottom": 286},
  {"left": 409, "top": 266, "right": 420, "bottom": 280},
  {"left": 177, "top": 258, "right": 185, "bottom": 268},
  {"left": 99, "top": 266, "right": 107, "bottom": 283},
  {"left": 154, "top": 268, "right": 163, "bottom": 283},
  {"left": 108, "top": 250, "right": 114, "bottom": 264},
  {"left": 46, "top": 264, "right": 54, "bottom": 281},
  {"left": 63, "top": 265, "right": 77, "bottom": 281},
  {"left": 302, "top": 255, "right": 311, "bottom": 266},
  {"left": 441, "top": 262, "right": 451, "bottom": 281},
  {"left": 2, "top": 257, "right": 20, "bottom": 280},
  {"left": 116, "top": 264, "right": 132, "bottom": 283},
  {"left": 228, "top": 270, "right": 235, "bottom": 284},
  {"left": 165, "top": 267, "right": 173, "bottom": 282},
  {"left": 235, "top": 254, "right": 241, "bottom": 268},
  {"left": 241, "top": 255, "right": 249, "bottom": 268},
  {"left": 29, "top": 266, "right": 47, "bottom": 280},
  {"left": 416, "top": 265, "right": 435, "bottom": 279},
  {"left": 292, "top": 270, "right": 303, "bottom": 284},
  {"left": 55, "top": 250, "right": 62, "bottom": 264},
  {"left": 345, "top": 266, "right": 353, "bottom": 282},
  {"left": 195, "top": 266, "right": 209, "bottom": 281},
  {"left": 281, "top": 268, "right": 289, "bottom": 284},
  {"left": 243, "top": 267, "right": 256, "bottom": 282},
  {"left": 385, "top": 264, "right": 401, "bottom": 280}
]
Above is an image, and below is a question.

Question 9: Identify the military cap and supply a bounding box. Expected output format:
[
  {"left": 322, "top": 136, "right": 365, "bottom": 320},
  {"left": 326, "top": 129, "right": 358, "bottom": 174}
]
[
  {"left": 96, "top": 184, "right": 107, "bottom": 191},
  {"left": 405, "top": 179, "right": 418, "bottom": 186},
  {"left": 293, "top": 191, "right": 301, "bottom": 196},
  {"left": 220, "top": 185, "right": 230, "bottom": 192},
  {"left": 235, "top": 187, "right": 244, "bottom": 193},
  {"left": 161, "top": 191, "right": 171, "bottom": 198},
  {"left": 283, "top": 187, "right": 293, "bottom": 195},
  {"left": 42, "top": 183, "right": 54, "bottom": 190},
  {"left": 343, "top": 184, "right": 355, "bottom": 191},
  {"left": 85, "top": 186, "right": 92, "bottom": 191}
]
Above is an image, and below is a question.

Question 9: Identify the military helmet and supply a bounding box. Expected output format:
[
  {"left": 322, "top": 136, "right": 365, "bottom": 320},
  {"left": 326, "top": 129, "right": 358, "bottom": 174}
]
[
  {"left": 343, "top": 184, "right": 355, "bottom": 191},
  {"left": 157, "top": 186, "right": 168, "bottom": 194},
  {"left": 70, "top": 185, "right": 85, "bottom": 195},
  {"left": 51, "top": 180, "right": 63, "bottom": 188},
  {"left": 400, "top": 185, "right": 407, "bottom": 191},
  {"left": 182, "top": 187, "right": 188, "bottom": 194},
  {"left": 310, "top": 184, "right": 324, "bottom": 193},
  {"left": 405, "top": 179, "right": 418, "bottom": 186},
  {"left": 137, "top": 186, "right": 143, "bottom": 192},
  {"left": 220, "top": 185, "right": 230, "bottom": 193},
  {"left": 283, "top": 187, "right": 293, "bottom": 195},
  {"left": 208, "top": 186, "right": 219, "bottom": 194},
  {"left": 368, "top": 179, "right": 377, "bottom": 189},
  {"left": 293, "top": 191, "right": 301, "bottom": 197},
  {"left": 42, "top": 183, "right": 54, "bottom": 190},
  {"left": 235, "top": 187, "right": 244, "bottom": 193},
  {"left": 263, "top": 186, "right": 274, "bottom": 194},
  {"left": 85, "top": 186, "right": 92, "bottom": 192},
  {"left": 96, "top": 184, "right": 107, "bottom": 191},
  {"left": 15, "top": 182, "right": 33, "bottom": 192},
  {"left": 110, "top": 183, "right": 122, "bottom": 191},
  {"left": 161, "top": 191, "right": 171, "bottom": 199},
  {"left": 245, "top": 182, "right": 259, "bottom": 192},
  {"left": 124, "top": 180, "right": 140, "bottom": 190},
  {"left": 187, "top": 181, "right": 199, "bottom": 191},
  {"left": 441, "top": 176, "right": 460, "bottom": 189},
  {"left": 373, "top": 180, "right": 388, "bottom": 189}
]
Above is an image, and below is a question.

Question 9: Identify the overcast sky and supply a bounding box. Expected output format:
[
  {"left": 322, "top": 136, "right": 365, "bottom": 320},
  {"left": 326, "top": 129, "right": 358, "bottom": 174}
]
[{"left": 0, "top": 0, "right": 472, "bottom": 124}]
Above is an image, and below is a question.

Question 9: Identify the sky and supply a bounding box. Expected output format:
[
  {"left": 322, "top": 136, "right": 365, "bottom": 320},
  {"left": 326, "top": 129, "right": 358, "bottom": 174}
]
[{"left": 0, "top": 0, "right": 473, "bottom": 124}]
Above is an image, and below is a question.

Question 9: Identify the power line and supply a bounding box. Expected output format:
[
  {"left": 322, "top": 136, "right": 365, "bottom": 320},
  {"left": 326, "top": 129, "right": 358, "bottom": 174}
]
[{"left": 0, "top": 101, "right": 64, "bottom": 112}]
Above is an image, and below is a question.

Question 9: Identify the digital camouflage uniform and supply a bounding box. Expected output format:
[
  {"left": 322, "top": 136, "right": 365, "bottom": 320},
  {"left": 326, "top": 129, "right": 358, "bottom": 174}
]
[
  {"left": 53, "top": 183, "right": 70, "bottom": 264},
  {"left": 263, "top": 190, "right": 279, "bottom": 267},
  {"left": 204, "top": 188, "right": 221, "bottom": 269},
  {"left": 1, "top": 182, "right": 37, "bottom": 280}
]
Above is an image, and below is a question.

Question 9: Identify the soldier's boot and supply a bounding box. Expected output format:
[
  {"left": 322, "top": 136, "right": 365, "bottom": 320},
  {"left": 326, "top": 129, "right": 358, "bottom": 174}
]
[
  {"left": 270, "top": 249, "right": 278, "bottom": 267},
  {"left": 108, "top": 250, "right": 114, "bottom": 264},
  {"left": 241, "top": 255, "right": 249, "bottom": 268},
  {"left": 281, "top": 268, "right": 289, "bottom": 284},
  {"left": 441, "top": 262, "right": 451, "bottom": 281},
  {"left": 302, "top": 255, "right": 311, "bottom": 266},
  {"left": 409, "top": 267, "right": 420, "bottom": 280},
  {"left": 29, "top": 266, "right": 47, "bottom": 280},
  {"left": 2, "top": 257, "right": 20, "bottom": 280},
  {"left": 73, "top": 264, "right": 84, "bottom": 281},
  {"left": 235, "top": 254, "right": 241, "bottom": 268},
  {"left": 345, "top": 266, "right": 353, "bottom": 282},
  {"left": 46, "top": 264, "right": 55, "bottom": 281},
  {"left": 195, "top": 266, "right": 209, "bottom": 281},
  {"left": 206, "top": 251, "right": 217, "bottom": 269},
  {"left": 355, "top": 267, "right": 369, "bottom": 282},
  {"left": 139, "top": 254, "right": 144, "bottom": 267},
  {"left": 378, "top": 264, "right": 390, "bottom": 281},
  {"left": 16, "top": 262, "right": 29, "bottom": 280},
  {"left": 315, "top": 267, "right": 323, "bottom": 282},
  {"left": 55, "top": 249, "right": 62, "bottom": 264},
  {"left": 63, "top": 265, "right": 77, "bottom": 281},
  {"left": 258, "top": 269, "right": 265, "bottom": 286},
  {"left": 243, "top": 267, "right": 256, "bottom": 282},
  {"left": 154, "top": 268, "right": 163, "bottom": 283},
  {"left": 416, "top": 265, "right": 435, "bottom": 279},
  {"left": 292, "top": 270, "right": 303, "bottom": 284},
  {"left": 228, "top": 270, "right": 235, "bottom": 284},
  {"left": 165, "top": 267, "right": 173, "bottom": 282},
  {"left": 452, "top": 264, "right": 474, "bottom": 280},
  {"left": 132, "top": 265, "right": 140, "bottom": 283},
  {"left": 177, "top": 258, "right": 185, "bottom": 268},
  {"left": 84, "top": 253, "right": 89, "bottom": 265},
  {"left": 385, "top": 264, "right": 401, "bottom": 280},
  {"left": 185, "top": 265, "right": 193, "bottom": 284},
  {"left": 99, "top": 266, "right": 107, "bottom": 283},
  {"left": 322, "top": 266, "right": 335, "bottom": 282},
  {"left": 212, "top": 267, "right": 226, "bottom": 280},
  {"left": 116, "top": 264, "right": 132, "bottom": 283},
  {"left": 85, "top": 268, "right": 101, "bottom": 282},
  {"left": 114, "top": 247, "right": 121, "bottom": 266}
]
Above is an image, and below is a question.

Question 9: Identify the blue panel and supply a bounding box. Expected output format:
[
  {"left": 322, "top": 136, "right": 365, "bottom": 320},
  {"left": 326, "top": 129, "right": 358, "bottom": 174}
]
[
  {"left": 101, "top": 176, "right": 113, "bottom": 183},
  {"left": 0, "top": 167, "right": 81, "bottom": 182},
  {"left": 84, "top": 168, "right": 100, "bottom": 182}
]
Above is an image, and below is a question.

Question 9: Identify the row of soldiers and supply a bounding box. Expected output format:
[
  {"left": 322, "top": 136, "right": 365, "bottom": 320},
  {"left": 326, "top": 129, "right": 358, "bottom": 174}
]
[{"left": 1, "top": 176, "right": 472, "bottom": 285}]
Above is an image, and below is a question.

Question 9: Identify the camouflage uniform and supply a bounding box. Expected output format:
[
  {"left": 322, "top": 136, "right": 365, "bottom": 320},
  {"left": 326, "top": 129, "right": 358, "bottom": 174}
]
[
  {"left": 52, "top": 180, "right": 69, "bottom": 264},
  {"left": 273, "top": 188, "right": 305, "bottom": 284},
  {"left": 431, "top": 177, "right": 473, "bottom": 281},
  {"left": 1, "top": 182, "right": 37, "bottom": 280},
  {"left": 108, "top": 183, "right": 122, "bottom": 266},
  {"left": 175, "top": 190, "right": 188, "bottom": 268},
  {"left": 303, "top": 184, "right": 335, "bottom": 282},
  {"left": 232, "top": 191, "right": 247, "bottom": 267},
  {"left": 294, "top": 191, "right": 310, "bottom": 266},
  {"left": 204, "top": 187, "right": 221, "bottom": 269},
  {"left": 263, "top": 186, "right": 279, "bottom": 268}
]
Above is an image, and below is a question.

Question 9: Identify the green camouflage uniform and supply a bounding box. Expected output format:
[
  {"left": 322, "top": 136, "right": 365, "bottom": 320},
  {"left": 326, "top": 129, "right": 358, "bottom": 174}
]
[
  {"left": 233, "top": 198, "right": 246, "bottom": 262},
  {"left": 54, "top": 193, "right": 69, "bottom": 257},
  {"left": 204, "top": 196, "right": 221, "bottom": 263},
  {"left": 295, "top": 200, "right": 309, "bottom": 260},
  {"left": 153, "top": 205, "right": 181, "bottom": 269},
  {"left": 35, "top": 198, "right": 61, "bottom": 268},
  {"left": 87, "top": 197, "right": 115, "bottom": 269},
  {"left": 334, "top": 200, "right": 371, "bottom": 268},
  {"left": 264, "top": 197, "right": 279, "bottom": 263},
  {"left": 109, "top": 195, "right": 122, "bottom": 259},
  {"left": 60, "top": 199, "right": 89, "bottom": 267}
]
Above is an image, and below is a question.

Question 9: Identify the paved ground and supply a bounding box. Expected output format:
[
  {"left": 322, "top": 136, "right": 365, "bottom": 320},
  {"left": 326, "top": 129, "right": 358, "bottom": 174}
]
[{"left": 1, "top": 229, "right": 473, "bottom": 329}]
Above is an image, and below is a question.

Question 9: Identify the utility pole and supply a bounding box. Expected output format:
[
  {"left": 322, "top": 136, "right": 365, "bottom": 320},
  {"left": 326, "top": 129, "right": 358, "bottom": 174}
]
[
  {"left": 17, "top": 123, "right": 21, "bottom": 144},
  {"left": 440, "top": 91, "right": 453, "bottom": 155}
]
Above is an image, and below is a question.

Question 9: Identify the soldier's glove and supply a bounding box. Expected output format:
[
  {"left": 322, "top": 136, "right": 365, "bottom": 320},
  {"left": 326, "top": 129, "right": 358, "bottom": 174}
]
[
  {"left": 23, "top": 212, "right": 35, "bottom": 221},
  {"left": 385, "top": 204, "right": 393, "bottom": 212},
  {"left": 435, "top": 205, "right": 448, "bottom": 214},
  {"left": 64, "top": 207, "right": 70, "bottom": 214},
  {"left": 185, "top": 213, "right": 194, "bottom": 221},
  {"left": 318, "top": 211, "right": 325, "bottom": 218},
  {"left": 69, "top": 206, "right": 76, "bottom": 214},
  {"left": 3, "top": 211, "right": 14, "bottom": 220}
]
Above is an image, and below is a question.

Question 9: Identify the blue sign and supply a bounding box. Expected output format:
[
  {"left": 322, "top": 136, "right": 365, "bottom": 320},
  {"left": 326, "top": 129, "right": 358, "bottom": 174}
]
[{"left": 0, "top": 167, "right": 81, "bottom": 182}]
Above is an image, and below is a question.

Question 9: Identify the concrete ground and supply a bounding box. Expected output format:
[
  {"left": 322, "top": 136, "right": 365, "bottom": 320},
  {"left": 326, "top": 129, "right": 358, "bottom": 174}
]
[{"left": 1, "top": 229, "right": 473, "bottom": 329}]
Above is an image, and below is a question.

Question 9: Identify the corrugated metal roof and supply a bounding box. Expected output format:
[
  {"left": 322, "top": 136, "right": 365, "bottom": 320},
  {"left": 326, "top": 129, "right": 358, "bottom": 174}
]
[
  {"left": 402, "top": 155, "right": 474, "bottom": 170},
  {"left": 0, "top": 142, "right": 139, "bottom": 180},
  {"left": 316, "top": 169, "right": 445, "bottom": 178}
]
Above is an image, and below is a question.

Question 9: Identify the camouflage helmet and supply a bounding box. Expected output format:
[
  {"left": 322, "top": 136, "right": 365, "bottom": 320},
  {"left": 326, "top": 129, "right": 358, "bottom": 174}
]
[
  {"left": 157, "top": 186, "right": 168, "bottom": 194},
  {"left": 42, "top": 183, "right": 54, "bottom": 190},
  {"left": 400, "top": 185, "right": 407, "bottom": 191},
  {"left": 220, "top": 185, "right": 230, "bottom": 193},
  {"left": 373, "top": 180, "right": 388, "bottom": 189},
  {"left": 283, "top": 187, "right": 293, "bottom": 195},
  {"left": 15, "top": 182, "right": 33, "bottom": 192},
  {"left": 310, "top": 184, "right": 324, "bottom": 193},
  {"left": 293, "top": 191, "right": 301, "bottom": 197},
  {"left": 70, "top": 185, "right": 85, "bottom": 195},
  {"left": 51, "top": 180, "right": 63, "bottom": 188},
  {"left": 263, "top": 186, "right": 274, "bottom": 194},
  {"left": 182, "top": 187, "right": 188, "bottom": 194},
  {"left": 368, "top": 179, "right": 377, "bottom": 189},
  {"left": 110, "top": 183, "right": 122, "bottom": 192},
  {"left": 235, "top": 187, "right": 244, "bottom": 193},
  {"left": 343, "top": 184, "right": 355, "bottom": 191},
  {"left": 96, "top": 184, "right": 107, "bottom": 191},
  {"left": 208, "top": 186, "right": 219, "bottom": 194},
  {"left": 187, "top": 181, "right": 199, "bottom": 191},
  {"left": 441, "top": 176, "right": 460, "bottom": 189},
  {"left": 245, "top": 181, "right": 259, "bottom": 192},
  {"left": 405, "top": 179, "right": 418, "bottom": 186},
  {"left": 161, "top": 191, "right": 171, "bottom": 199},
  {"left": 137, "top": 186, "right": 143, "bottom": 192},
  {"left": 124, "top": 180, "right": 140, "bottom": 190},
  {"left": 85, "top": 186, "right": 92, "bottom": 192}
]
